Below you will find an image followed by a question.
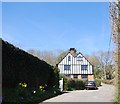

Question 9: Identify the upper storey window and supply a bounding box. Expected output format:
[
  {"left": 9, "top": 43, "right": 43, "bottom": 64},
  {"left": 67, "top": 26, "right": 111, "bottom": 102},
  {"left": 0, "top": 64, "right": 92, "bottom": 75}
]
[
  {"left": 77, "top": 56, "right": 83, "bottom": 61},
  {"left": 68, "top": 56, "right": 71, "bottom": 61},
  {"left": 64, "top": 65, "right": 71, "bottom": 70}
]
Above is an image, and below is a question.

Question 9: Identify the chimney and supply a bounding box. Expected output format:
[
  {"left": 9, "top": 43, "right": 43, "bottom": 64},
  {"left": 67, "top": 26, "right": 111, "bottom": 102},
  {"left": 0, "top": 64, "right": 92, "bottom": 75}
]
[{"left": 69, "top": 48, "right": 76, "bottom": 55}]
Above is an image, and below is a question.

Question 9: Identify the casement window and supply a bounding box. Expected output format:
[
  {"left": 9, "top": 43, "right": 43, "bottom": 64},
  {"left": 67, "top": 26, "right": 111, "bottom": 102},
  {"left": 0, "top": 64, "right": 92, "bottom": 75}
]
[
  {"left": 74, "top": 74, "right": 78, "bottom": 79},
  {"left": 68, "top": 56, "right": 71, "bottom": 61},
  {"left": 64, "top": 65, "right": 71, "bottom": 70},
  {"left": 77, "top": 56, "right": 83, "bottom": 61},
  {"left": 81, "top": 65, "right": 88, "bottom": 70},
  {"left": 66, "top": 74, "right": 70, "bottom": 78},
  {"left": 81, "top": 74, "right": 88, "bottom": 79}
]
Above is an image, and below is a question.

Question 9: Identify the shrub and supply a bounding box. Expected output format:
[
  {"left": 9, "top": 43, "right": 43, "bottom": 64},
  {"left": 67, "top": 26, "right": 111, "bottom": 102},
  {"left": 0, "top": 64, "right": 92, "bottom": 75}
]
[
  {"left": 102, "top": 79, "right": 115, "bottom": 85},
  {"left": 81, "top": 78, "right": 88, "bottom": 84},
  {"left": 95, "top": 79, "right": 101, "bottom": 87},
  {"left": 2, "top": 85, "right": 61, "bottom": 103},
  {"left": 67, "top": 79, "right": 76, "bottom": 91},
  {"left": 2, "top": 39, "right": 60, "bottom": 103},
  {"left": 67, "top": 79, "right": 87, "bottom": 91},
  {"left": 75, "top": 79, "right": 85, "bottom": 90}
]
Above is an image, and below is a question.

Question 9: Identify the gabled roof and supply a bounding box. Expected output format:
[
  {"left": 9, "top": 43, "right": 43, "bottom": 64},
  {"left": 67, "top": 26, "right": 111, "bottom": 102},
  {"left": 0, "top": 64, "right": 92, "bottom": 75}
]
[
  {"left": 77, "top": 52, "right": 93, "bottom": 66},
  {"left": 56, "top": 51, "right": 93, "bottom": 66},
  {"left": 56, "top": 52, "right": 73, "bottom": 66}
]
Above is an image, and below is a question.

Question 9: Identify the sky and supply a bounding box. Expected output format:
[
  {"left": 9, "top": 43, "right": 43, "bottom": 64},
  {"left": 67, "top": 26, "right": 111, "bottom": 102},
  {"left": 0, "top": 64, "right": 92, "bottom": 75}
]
[{"left": 2, "top": 2, "right": 113, "bottom": 55}]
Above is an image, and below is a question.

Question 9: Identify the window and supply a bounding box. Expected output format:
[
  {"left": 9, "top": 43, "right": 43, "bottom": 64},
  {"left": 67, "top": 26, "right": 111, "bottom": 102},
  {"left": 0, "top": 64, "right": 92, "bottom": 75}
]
[
  {"left": 68, "top": 56, "right": 71, "bottom": 61},
  {"left": 81, "top": 65, "right": 88, "bottom": 70},
  {"left": 77, "top": 56, "right": 83, "bottom": 61},
  {"left": 65, "top": 74, "right": 70, "bottom": 78},
  {"left": 64, "top": 65, "right": 71, "bottom": 70},
  {"left": 81, "top": 75, "right": 88, "bottom": 79},
  {"left": 74, "top": 74, "right": 78, "bottom": 79}
]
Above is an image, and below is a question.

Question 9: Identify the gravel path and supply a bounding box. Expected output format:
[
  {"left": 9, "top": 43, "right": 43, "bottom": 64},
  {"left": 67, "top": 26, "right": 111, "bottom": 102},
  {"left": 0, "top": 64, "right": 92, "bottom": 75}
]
[{"left": 42, "top": 83, "right": 115, "bottom": 102}]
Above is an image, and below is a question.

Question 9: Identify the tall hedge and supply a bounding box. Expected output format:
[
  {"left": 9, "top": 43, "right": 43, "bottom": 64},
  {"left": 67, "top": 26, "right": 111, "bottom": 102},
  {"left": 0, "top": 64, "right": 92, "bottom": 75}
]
[
  {"left": 2, "top": 39, "right": 59, "bottom": 102},
  {"left": 2, "top": 40, "right": 54, "bottom": 88}
]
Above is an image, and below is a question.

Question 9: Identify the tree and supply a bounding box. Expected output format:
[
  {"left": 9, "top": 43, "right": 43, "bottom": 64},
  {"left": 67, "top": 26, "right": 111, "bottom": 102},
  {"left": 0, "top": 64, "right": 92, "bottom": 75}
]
[
  {"left": 110, "top": 1, "right": 120, "bottom": 103},
  {"left": 56, "top": 51, "right": 68, "bottom": 65},
  {"left": 27, "top": 49, "right": 58, "bottom": 66},
  {"left": 28, "top": 49, "right": 68, "bottom": 66},
  {"left": 86, "top": 51, "right": 114, "bottom": 80}
]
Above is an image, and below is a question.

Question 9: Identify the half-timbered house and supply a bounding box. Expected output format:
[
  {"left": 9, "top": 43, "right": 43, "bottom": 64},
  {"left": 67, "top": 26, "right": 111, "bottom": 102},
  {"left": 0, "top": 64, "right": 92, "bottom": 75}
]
[{"left": 57, "top": 48, "right": 94, "bottom": 81}]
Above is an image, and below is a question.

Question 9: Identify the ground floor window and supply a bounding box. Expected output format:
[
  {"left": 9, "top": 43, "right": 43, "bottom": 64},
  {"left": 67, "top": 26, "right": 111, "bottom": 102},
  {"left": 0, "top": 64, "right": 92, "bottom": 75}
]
[
  {"left": 81, "top": 65, "right": 88, "bottom": 70},
  {"left": 65, "top": 74, "right": 70, "bottom": 78},
  {"left": 74, "top": 74, "right": 78, "bottom": 79},
  {"left": 81, "top": 74, "right": 88, "bottom": 79}
]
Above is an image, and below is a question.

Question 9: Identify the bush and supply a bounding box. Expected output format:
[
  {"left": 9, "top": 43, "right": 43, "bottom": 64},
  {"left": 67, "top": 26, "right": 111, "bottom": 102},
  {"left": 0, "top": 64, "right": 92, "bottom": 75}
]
[
  {"left": 67, "top": 79, "right": 76, "bottom": 91},
  {"left": 81, "top": 78, "right": 88, "bottom": 84},
  {"left": 75, "top": 79, "right": 85, "bottom": 90},
  {"left": 2, "top": 39, "right": 60, "bottom": 103},
  {"left": 67, "top": 79, "right": 87, "bottom": 91},
  {"left": 2, "top": 39, "right": 54, "bottom": 88},
  {"left": 95, "top": 79, "right": 101, "bottom": 87},
  {"left": 102, "top": 79, "right": 115, "bottom": 85},
  {"left": 2, "top": 86, "right": 61, "bottom": 103}
]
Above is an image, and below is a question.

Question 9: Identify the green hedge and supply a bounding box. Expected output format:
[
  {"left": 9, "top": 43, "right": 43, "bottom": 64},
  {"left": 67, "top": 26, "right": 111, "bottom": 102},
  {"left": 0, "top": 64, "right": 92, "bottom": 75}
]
[
  {"left": 2, "top": 86, "right": 61, "bottom": 103},
  {"left": 60, "top": 75, "right": 88, "bottom": 91},
  {"left": 95, "top": 79, "right": 101, "bottom": 87},
  {"left": 2, "top": 39, "right": 54, "bottom": 88},
  {"left": 60, "top": 76, "right": 101, "bottom": 91},
  {"left": 67, "top": 79, "right": 86, "bottom": 90},
  {"left": 2, "top": 39, "right": 59, "bottom": 103}
]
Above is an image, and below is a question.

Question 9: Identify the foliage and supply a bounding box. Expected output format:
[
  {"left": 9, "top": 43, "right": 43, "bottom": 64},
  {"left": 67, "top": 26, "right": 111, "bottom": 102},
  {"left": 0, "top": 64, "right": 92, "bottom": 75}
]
[
  {"left": 67, "top": 79, "right": 76, "bottom": 90},
  {"left": 47, "top": 66, "right": 60, "bottom": 91},
  {"left": 60, "top": 74, "right": 88, "bottom": 91},
  {"left": 2, "top": 39, "right": 59, "bottom": 103},
  {"left": 86, "top": 51, "right": 114, "bottom": 80},
  {"left": 95, "top": 79, "right": 101, "bottom": 87},
  {"left": 56, "top": 51, "right": 68, "bottom": 64},
  {"left": 102, "top": 79, "right": 115, "bottom": 85},
  {"left": 27, "top": 49, "right": 68, "bottom": 66},
  {"left": 60, "top": 74, "right": 68, "bottom": 91},
  {"left": 2, "top": 86, "right": 61, "bottom": 103},
  {"left": 68, "top": 79, "right": 86, "bottom": 90},
  {"left": 114, "top": 96, "right": 120, "bottom": 104},
  {"left": 27, "top": 49, "right": 58, "bottom": 66},
  {"left": 94, "top": 69, "right": 103, "bottom": 79},
  {"left": 2, "top": 39, "right": 54, "bottom": 88},
  {"left": 67, "top": 79, "right": 87, "bottom": 91},
  {"left": 81, "top": 78, "right": 88, "bottom": 84},
  {"left": 110, "top": 1, "right": 120, "bottom": 103}
]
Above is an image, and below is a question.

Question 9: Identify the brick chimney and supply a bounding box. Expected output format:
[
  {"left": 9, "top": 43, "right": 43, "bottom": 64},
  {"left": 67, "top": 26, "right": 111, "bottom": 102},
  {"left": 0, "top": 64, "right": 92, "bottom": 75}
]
[{"left": 69, "top": 48, "right": 76, "bottom": 55}]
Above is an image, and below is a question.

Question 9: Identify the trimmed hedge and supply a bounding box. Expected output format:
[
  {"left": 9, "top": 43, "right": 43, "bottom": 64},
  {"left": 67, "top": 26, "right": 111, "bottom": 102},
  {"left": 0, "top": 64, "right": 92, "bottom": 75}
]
[
  {"left": 60, "top": 75, "right": 102, "bottom": 91},
  {"left": 2, "top": 39, "right": 59, "bottom": 103},
  {"left": 2, "top": 40, "right": 54, "bottom": 88},
  {"left": 60, "top": 75, "right": 88, "bottom": 91},
  {"left": 67, "top": 79, "right": 86, "bottom": 90}
]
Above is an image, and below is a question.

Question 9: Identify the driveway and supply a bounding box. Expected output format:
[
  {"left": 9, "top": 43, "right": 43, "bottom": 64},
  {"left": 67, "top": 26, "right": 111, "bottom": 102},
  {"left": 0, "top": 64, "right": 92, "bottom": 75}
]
[{"left": 42, "top": 83, "right": 115, "bottom": 102}]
